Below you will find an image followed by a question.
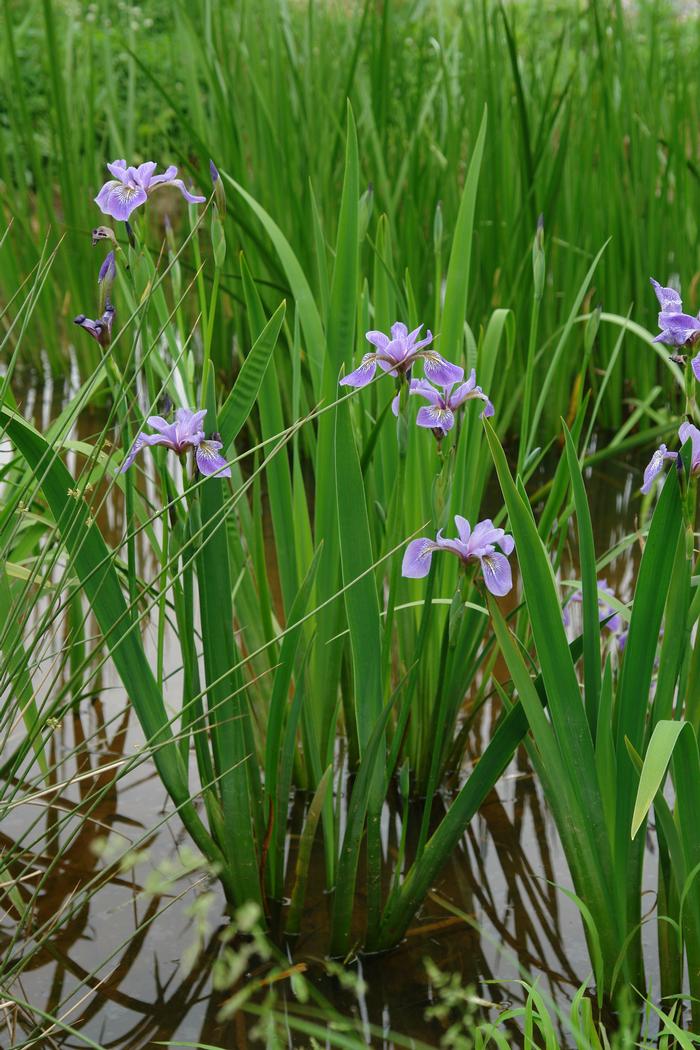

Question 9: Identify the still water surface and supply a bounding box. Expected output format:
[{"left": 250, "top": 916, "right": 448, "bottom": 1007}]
[{"left": 2, "top": 388, "right": 654, "bottom": 1048}]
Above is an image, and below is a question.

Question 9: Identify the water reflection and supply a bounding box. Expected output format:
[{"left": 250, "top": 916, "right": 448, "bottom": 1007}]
[{"left": 0, "top": 390, "right": 654, "bottom": 1047}]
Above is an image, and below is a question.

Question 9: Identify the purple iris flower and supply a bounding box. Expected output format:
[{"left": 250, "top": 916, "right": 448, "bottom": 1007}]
[
  {"left": 651, "top": 277, "right": 700, "bottom": 378},
  {"left": 74, "top": 302, "right": 115, "bottom": 348},
  {"left": 562, "top": 578, "right": 623, "bottom": 634},
  {"left": 95, "top": 160, "right": 206, "bottom": 222},
  {"left": 402, "top": 515, "right": 515, "bottom": 597},
  {"left": 120, "top": 408, "right": 231, "bottom": 478},
  {"left": 641, "top": 421, "right": 700, "bottom": 494},
  {"left": 339, "top": 323, "right": 462, "bottom": 389},
  {"left": 391, "top": 369, "right": 494, "bottom": 438}
]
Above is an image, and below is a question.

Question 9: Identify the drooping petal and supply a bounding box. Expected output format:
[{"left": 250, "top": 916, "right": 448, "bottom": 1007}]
[
  {"left": 653, "top": 311, "right": 700, "bottom": 347},
  {"left": 433, "top": 529, "right": 467, "bottom": 558},
  {"left": 692, "top": 354, "right": 700, "bottom": 382},
  {"left": 641, "top": 444, "right": 677, "bottom": 494},
  {"left": 164, "top": 178, "right": 206, "bottom": 204},
  {"left": 479, "top": 551, "right": 513, "bottom": 597},
  {"left": 120, "top": 434, "right": 147, "bottom": 473},
  {"left": 420, "top": 351, "right": 464, "bottom": 387},
  {"left": 95, "top": 180, "right": 122, "bottom": 211},
  {"left": 401, "top": 537, "right": 439, "bottom": 578},
  {"left": 339, "top": 353, "right": 379, "bottom": 388},
  {"left": 650, "top": 277, "right": 682, "bottom": 312},
  {"left": 196, "top": 440, "right": 231, "bottom": 478},
  {"left": 95, "top": 181, "right": 148, "bottom": 221},
  {"left": 416, "top": 404, "right": 454, "bottom": 433}
]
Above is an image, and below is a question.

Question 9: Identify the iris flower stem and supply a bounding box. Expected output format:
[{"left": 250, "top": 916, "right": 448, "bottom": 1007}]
[
  {"left": 203, "top": 265, "right": 221, "bottom": 373},
  {"left": 156, "top": 466, "right": 170, "bottom": 690},
  {"left": 686, "top": 357, "right": 697, "bottom": 421},
  {"left": 414, "top": 606, "right": 452, "bottom": 861},
  {"left": 192, "top": 224, "right": 210, "bottom": 357},
  {"left": 103, "top": 352, "right": 138, "bottom": 622},
  {"left": 519, "top": 292, "right": 541, "bottom": 473},
  {"left": 381, "top": 379, "right": 410, "bottom": 691}
]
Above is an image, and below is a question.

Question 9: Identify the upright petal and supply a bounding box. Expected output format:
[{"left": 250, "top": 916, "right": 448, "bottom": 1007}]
[
  {"left": 454, "top": 516, "right": 471, "bottom": 545},
  {"left": 420, "top": 351, "right": 464, "bottom": 387},
  {"left": 410, "top": 329, "right": 435, "bottom": 353},
  {"left": 410, "top": 378, "right": 444, "bottom": 406},
  {"left": 641, "top": 444, "right": 677, "bottom": 494},
  {"left": 401, "top": 537, "right": 439, "bottom": 578},
  {"left": 497, "top": 533, "right": 515, "bottom": 556},
  {"left": 448, "top": 370, "right": 477, "bottom": 405},
  {"left": 365, "top": 330, "right": 390, "bottom": 350},
  {"left": 391, "top": 322, "right": 409, "bottom": 340},
  {"left": 196, "top": 440, "right": 231, "bottom": 478},
  {"left": 145, "top": 417, "right": 179, "bottom": 446},
  {"left": 679, "top": 421, "right": 700, "bottom": 473},
  {"left": 339, "top": 354, "right": 379, "bottom": 388},
  {"left": 650, "top": 277, "right": 682, "bottom": 312},
  {"left": 147, "top": 165, "right": 178, "bottom": 186},
  {"left": 679, "top": 421, "right": 700, "bottom": 453},
  {"left": 479, "top": 551, "right": 513, "bottom": 597},
  {"left": 449, "top": 368, "right": 493, "bottom": 417},
  {"left": 106, "top": 160, "right": 129, "bottom": 182},
  {"left": 466, "top": 519, "right": 501, "bottom": 555},
  {"left": 136, "top": 161, "right": 157, "bottom": 185}
]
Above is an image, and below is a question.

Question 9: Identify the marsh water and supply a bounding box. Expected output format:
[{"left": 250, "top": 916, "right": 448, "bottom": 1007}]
[{"left": 2, "top": 377, "right": 653, "bottom": 1048}]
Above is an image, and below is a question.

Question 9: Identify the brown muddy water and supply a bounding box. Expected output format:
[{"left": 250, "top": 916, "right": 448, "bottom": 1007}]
[{"left": 1, "top": 386, "right": 654, "bottom": 1048}]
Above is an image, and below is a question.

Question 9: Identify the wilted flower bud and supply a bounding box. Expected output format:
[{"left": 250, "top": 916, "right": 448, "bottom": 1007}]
[
  {"left": 92, "top": 226, "right": 117, "bottom": 247},
  {"left": 125, "top": 220, "right": 136, "bottom": 250},
  {"left": 532, "top": 214, "right": 545, "bottom": 302},
  {"left": 74, "top": 303, "right": 115, "bottom": 349}
]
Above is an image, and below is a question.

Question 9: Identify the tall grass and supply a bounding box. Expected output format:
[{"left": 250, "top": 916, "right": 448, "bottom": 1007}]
[
  {"left": 2, "top": 0, "right": 699, "bottom": 435},
  {"left": 3, "top": 0, "right": 700, "bottom": 1036}
]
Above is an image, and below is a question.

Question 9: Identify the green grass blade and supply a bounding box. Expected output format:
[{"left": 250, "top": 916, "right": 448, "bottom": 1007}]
[{"left": 218, "top": 300, "right": 286, "bottom": 446}]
